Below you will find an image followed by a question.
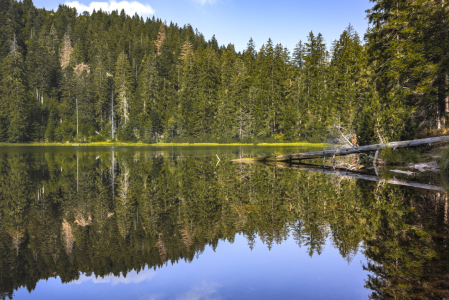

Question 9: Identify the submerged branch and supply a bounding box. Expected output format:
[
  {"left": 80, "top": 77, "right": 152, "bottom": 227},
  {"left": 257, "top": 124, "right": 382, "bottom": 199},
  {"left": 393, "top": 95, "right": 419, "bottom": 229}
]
[{"left": 233, "top": 160, "right": 446, "bottom": 192}]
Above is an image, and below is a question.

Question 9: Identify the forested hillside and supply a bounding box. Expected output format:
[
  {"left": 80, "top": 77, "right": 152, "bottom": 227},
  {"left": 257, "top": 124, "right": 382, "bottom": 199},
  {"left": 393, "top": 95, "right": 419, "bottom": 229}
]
[{"left": 0, "top": 0, "right": 447, "bottom": 144}]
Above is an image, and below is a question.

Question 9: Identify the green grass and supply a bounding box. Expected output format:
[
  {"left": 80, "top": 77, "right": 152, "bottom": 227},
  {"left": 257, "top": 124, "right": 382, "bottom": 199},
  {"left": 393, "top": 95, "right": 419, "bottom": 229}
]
[{"left": 0, "top": 141, "right": 328, "bottom": 147}]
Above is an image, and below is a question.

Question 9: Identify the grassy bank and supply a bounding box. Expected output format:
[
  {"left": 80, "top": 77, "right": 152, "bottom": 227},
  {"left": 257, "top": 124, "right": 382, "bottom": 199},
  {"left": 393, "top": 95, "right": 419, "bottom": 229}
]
[{"left": 0, "top": 142, "right": 328, "bottom": 147}]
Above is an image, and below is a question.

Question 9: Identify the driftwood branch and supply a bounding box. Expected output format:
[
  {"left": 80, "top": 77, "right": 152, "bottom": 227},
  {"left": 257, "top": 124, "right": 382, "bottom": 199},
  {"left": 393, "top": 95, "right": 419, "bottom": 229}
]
[{"left": 244, "top": 135, "right": 449, "bottom": 162}]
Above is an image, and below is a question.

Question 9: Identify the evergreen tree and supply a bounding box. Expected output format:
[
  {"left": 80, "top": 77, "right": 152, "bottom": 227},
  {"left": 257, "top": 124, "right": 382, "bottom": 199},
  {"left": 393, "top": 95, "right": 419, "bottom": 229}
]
[
  {"left": 90, "top": 33, "right": 110, "bottom": 132},
  {"left": 138, "top": 53, "right": 159, "bottom": 140},
  {"left": 292, "top": 40, "right": 305, "bottom": 68},
  {"left": 45, "top": 97, "right": 59, "bottom": 141},
  {"left": 214, "top": 47, "right": 236, "bottom": 139},
  {"left": 178, "top": 38, "right": 196, "bottom": 137},
  {"left": 114, "top": 51, "right": 134, "bottom": 139},
  {"left": 195, "top": 47, "right": 219, "bottom": 138},
  {"left": 58, "top": 29, "right": 76, "bottom": 142},
  {"left": 231, "top": 58, "right": 250, "bottom": 139},
  {"left": 365, "top": 0, "right": 449, "bottom": 136},
  {"left": 328, "top": 24, "right": 363, "bottom": 132},
  {"left": 0, "top": 35, "right": 30, "bottom": 142},
  {"left": 302, "top": 31, "right": 328, "bottom": 140},
  {"left": 243, "top": 38, "right": 257, "bottom": 79}
]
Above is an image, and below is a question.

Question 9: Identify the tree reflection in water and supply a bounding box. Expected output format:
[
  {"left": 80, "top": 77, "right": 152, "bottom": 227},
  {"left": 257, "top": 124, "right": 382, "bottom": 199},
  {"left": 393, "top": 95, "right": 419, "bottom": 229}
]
[{"left": 0, "top": 150, "right": 447, "bottom": 300}]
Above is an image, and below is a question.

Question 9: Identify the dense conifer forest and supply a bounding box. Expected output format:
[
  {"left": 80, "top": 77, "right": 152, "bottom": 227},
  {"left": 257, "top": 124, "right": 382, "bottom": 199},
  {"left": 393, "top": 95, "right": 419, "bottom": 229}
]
[{"left": 0, "top": 0, "right": 447, "bottom": 144}]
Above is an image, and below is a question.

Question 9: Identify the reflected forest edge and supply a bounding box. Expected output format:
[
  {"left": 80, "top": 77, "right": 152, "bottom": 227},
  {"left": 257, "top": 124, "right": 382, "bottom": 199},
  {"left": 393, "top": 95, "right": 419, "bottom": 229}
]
[{"left": 0, "top": 150, "right": 448, "bottom": 300}]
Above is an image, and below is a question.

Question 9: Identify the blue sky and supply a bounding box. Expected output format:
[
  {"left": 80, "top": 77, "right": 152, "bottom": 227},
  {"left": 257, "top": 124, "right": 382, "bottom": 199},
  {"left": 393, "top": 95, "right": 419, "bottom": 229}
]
[{"left": 33, "top": 0, "right": 372, "bottom": 53}]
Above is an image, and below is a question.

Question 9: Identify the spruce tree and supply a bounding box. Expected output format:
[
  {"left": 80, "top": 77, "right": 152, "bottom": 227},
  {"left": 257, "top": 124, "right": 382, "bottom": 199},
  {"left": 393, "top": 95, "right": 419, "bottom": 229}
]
[
  {"left": 293, "top": 40, "right": 305, "bottom": 68},
  {"left": 0, "top": 36, "right": 30, "bottom": 142},
  {"left": 114, "top": 51, "right": 134, "bottom": 139},
  {"left": 230, "top": 58, "right": 250, "bottom": 139},
  {"left": 214, "top": 47, "right": 236, "bottom": 139},
  {"left": 138, "top": 53, "right": 159, "bottom": 140},
  {"left": 366, "top": 0, "right": 449, "bottom": 135},
  {"left": 329, "top": 24, "right": 363, "bottom": 131},
  {"left": 58, "top": 28, "right": 76, "bottom": 141},
  {"left": 90, "top": 34, "right": 110, "bottom": 132},
  {"left": 243, "top": 38, "right": 257, "bottom": 80},
  {"left": 45, "top": 97, "right": 59, "bottom": 141},
  {"left": 302, "top": 31, "right": 328, "bottom": 140},
  {"left": 195, "top": 47, "right": 219, "bottom": 138},
  {"left": 178, "top": 39, "right": 195, "bottom": 137}
]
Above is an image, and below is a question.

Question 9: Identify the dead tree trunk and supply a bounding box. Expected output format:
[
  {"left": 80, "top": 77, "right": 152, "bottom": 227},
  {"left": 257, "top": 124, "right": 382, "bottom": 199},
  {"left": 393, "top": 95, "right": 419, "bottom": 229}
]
[{"left": 238, "top": 135, "right": 449, "bottom": 162}]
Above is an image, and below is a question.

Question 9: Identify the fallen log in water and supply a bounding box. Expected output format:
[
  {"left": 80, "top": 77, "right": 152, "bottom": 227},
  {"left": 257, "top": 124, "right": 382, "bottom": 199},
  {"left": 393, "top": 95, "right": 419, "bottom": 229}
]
[
  {"left": 241, "top": 135, "right": 449, "bottom": 162},
  {"left": 240, "top": 161, "right": 446, "bottom": 192}
]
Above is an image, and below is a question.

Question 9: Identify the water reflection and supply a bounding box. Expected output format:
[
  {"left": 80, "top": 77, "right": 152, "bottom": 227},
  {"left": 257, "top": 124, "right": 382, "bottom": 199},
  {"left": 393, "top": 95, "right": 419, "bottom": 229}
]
[{"left": 0, "top": 147, "right": 447, "bottom": 299}]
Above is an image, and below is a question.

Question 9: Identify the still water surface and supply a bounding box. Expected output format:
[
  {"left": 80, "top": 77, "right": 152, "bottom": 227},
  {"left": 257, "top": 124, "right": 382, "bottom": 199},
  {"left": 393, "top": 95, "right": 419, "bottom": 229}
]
[{"left": 1, "top": 146, "right": 447, "bottom": 300}]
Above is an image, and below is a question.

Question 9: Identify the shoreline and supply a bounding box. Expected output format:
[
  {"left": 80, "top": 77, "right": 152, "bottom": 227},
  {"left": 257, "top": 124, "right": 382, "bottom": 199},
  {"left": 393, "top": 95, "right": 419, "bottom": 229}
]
[{"left": 0, "top": 142, "right": 328, "bottom": 147}]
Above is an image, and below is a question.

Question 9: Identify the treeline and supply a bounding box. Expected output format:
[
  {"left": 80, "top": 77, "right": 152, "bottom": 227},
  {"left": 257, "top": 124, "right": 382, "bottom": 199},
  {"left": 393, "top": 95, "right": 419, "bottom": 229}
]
[
  {"left": 0, "top": 0, "right": 448, "bottom": 144},
  {"left": 0, "top": 151, "right": 447, "bottom": 299}
]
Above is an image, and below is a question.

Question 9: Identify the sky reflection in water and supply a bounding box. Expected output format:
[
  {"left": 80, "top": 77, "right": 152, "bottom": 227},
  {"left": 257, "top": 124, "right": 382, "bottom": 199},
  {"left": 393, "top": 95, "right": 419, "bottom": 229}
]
[{"left": 15, "top": 234, "right": 368, "bottom": 300}]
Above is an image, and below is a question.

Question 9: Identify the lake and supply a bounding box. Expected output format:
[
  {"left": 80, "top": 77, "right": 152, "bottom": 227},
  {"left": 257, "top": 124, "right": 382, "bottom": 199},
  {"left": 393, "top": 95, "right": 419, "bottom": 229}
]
[{"left": 0, "top": 146, "right": 447, "bottom": 300}]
